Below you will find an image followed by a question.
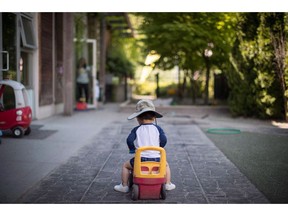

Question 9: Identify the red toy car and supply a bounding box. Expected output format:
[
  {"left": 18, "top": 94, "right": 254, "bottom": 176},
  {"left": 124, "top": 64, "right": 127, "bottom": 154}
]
[
  {"left": 131, "top": 146, "right": 167, "bottom": 200},
  {"left": 0, "top": 80, "right": 32, "bottom": 138}
]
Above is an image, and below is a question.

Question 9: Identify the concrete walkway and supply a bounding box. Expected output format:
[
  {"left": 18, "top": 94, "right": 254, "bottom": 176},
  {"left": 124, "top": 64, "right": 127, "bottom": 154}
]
[
  {"left": 0, "top": 103, "right": 271, "bottom": 204},
  {"left": 0, "top": 104, "right": 123, "bottom": 202}
]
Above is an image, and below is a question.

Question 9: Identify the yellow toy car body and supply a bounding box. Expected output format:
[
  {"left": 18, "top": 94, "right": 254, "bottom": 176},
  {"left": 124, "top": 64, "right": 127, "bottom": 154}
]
[{"left": 131, "top": 146, "right": 167, "bottom": 200}]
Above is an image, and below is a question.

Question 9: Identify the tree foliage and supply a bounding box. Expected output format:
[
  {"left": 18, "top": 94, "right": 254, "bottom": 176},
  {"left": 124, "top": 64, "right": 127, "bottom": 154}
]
[
  {"left": 106, "top": 31, "right": 138, "bottom": 79},
  {"left": 106, "top": 45, "right": 134, "bottom": 79},
  {"left": 227, "top": 13, "right": 288, "bottom": 119},
  {"left": 137, "top": 13, "right": 235, "bottom": 71},
  {"left": 135, "top": 12, "right": 288, "bottom": 120}
]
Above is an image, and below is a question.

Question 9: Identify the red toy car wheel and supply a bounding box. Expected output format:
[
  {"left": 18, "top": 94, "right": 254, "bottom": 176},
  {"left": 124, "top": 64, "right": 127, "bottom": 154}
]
[
  {"left": 128, "top": 172, "right": 133, "bottom": 188},
  {"left": 131, "top": 184, "right": 139, "bottom": 201},
  {"left": 24, "top": 126, "right": 31, "bottom": 135},
  {"left": 160, "top": 184, "right": 167, "bottom": 200},
  {"left": 12, "top": 126, "right": 24, "bottom": 138}
]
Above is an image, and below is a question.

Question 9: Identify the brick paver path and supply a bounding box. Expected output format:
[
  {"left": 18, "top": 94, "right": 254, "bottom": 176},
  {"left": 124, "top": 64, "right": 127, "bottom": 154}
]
[{"left": 18, "top": 119, "right": 269, "bottom": 203}]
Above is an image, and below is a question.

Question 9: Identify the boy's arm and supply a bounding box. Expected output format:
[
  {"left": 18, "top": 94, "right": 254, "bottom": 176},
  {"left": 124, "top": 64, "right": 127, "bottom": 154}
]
[
  {"left": 157, "top": 125, "right": 167, "bottom": 147},
  {"left": 126, "top": 127, "right": 137, "bottom": 153}
]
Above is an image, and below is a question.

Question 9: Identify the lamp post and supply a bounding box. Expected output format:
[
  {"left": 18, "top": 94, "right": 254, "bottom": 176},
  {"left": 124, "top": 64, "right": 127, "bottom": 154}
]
[
  {"left": 143, "top": 51, "right": 160, "bottom": 97},
  {"left": 204, "top": 43, "right": 213, "bottom": 105},
  {"left": 155, "top": 71, "right": 160, "bottom": 98}
]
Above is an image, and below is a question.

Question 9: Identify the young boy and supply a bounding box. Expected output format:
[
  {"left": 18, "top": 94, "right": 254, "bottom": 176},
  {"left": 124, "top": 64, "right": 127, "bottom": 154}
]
[{"left": 114, "top": 99, "right": 176, "bottom": 193}]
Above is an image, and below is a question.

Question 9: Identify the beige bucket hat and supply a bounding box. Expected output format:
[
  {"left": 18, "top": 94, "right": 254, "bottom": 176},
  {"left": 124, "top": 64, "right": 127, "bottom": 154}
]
[{"left": 127, "top": 99, "right": 163, "bottom": 120}]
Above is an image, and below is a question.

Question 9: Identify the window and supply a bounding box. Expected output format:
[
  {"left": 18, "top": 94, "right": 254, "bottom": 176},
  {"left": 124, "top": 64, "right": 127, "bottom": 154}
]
[
  {"left": 20, "top": 52, "right": 32, "bottom": 86},
  {"left": 19, "top": 13, "right": 36, "bottom": 87},
  {"left": 20, "top": 14, "right": 36, "bottom": 49},
  {"left": 1, "top": 51, "right": 9, "bottom": 72},
  {"left": 2, "top": 13, "right": 17, "bottom": 80}
]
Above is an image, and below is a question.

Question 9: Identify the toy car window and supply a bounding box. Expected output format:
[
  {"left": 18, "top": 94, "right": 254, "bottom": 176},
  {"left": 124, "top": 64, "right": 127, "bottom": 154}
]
[
  {"left": 2, "top": 85, "right": 16, "bottom": 110},
  {"left": 22, "top": 89, "right": 29, "bottom": 106}
]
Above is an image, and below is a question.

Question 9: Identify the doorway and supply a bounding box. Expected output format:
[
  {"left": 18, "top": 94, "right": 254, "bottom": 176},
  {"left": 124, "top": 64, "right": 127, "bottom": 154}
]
[{"left": 74, "top": 38, "right": 98, "bottom": 109}]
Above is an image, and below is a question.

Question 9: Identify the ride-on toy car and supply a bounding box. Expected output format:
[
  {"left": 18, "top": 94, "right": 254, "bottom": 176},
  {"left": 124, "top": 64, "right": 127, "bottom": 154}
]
[
  {"left": 130, "top": 146, "right": 167, "bottom": 200},
  {"left": 0, "top": 80, "right": 32, "bottom": 138}
]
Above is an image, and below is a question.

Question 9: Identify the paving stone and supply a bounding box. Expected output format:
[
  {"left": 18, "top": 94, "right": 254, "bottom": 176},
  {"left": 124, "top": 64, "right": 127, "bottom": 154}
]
[{"left": 18, "top": 119, "right": 269, "bottom": 204}]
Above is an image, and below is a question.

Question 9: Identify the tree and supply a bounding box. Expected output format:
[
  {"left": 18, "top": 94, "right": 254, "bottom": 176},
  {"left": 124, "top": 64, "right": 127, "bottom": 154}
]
[
  {"left": 263, "top": 13, "right": 288, "bottom": 121},
  {"left": 106, "top": 46, "right": 134, "bottom": 79},
  {"left": 227, "top": 13, "right": 288, "bottom": 120},
  {"left": 106, "top": 32, "right": 137, "bottom": 80},
  {"left": 136, "top": 13, "right": 237, "bottom": 103},
  {"left": 105, "top": 29, "right": 140, "bottom": 101},
  {"left": 135, "top": 12, "right": 288, "bottom": 120}
]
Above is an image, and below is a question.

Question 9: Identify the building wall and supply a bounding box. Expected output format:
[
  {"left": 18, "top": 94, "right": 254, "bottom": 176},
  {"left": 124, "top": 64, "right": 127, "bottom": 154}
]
[
  {"left": 39, "top": 13, "right": 54, "bottom": 106},
  {"left": 37, "top": 13, "right": 68, "bottom": 119},
  {"left": 1, "top": 12, "right": 132, "bottom": 119},
  {"left": 0, "top": 13, "right": 39, "bottom": 119},
  {"left": 55, "top": 13, "right": 64, "bottom": 105}
]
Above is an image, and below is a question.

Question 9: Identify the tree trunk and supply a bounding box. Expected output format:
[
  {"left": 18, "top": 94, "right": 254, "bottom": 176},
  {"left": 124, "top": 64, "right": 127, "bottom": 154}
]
[
  {"left": 267, "top": 13, "right": 288, "bottom": 121},
  {"left": 204, "top": 57, "right": 210, "bottom": 105}
]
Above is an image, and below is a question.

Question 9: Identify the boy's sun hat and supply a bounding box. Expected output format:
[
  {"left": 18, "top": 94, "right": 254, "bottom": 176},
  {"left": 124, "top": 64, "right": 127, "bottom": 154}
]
[{"left": 127, "top": 99, "right": 163, "bottom": 120}]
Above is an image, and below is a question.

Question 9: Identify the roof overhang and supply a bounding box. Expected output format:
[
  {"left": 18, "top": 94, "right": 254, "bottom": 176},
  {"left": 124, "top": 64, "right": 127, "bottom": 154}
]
[{"left": 104, "top": 12, "right": 135, "bottom": 38}]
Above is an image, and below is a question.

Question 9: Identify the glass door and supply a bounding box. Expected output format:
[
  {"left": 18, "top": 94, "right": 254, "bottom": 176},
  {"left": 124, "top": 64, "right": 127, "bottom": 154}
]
[
  {"left": 0, "top": 13, "right": 17, "bottom": 80},
  {"left": 86, "top": 39, "right": 97, "bottom": 108},
  {"left": 74, "top": 38, "right": 97, "bottom": 109}
]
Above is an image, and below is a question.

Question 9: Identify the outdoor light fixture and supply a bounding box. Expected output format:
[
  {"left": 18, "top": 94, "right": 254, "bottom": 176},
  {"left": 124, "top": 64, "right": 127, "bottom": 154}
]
[
  {"left": 204, "top": 49, "right": 213, "bottom": 58},
  {"left": 204, "top": 43, "right": 214, "bottom": 105}
]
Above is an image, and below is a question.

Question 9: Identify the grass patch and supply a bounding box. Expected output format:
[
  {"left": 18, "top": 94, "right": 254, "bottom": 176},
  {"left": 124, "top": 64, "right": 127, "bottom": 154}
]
[{"left": 204, "top": 131, "right": 288, "bottom": 203}]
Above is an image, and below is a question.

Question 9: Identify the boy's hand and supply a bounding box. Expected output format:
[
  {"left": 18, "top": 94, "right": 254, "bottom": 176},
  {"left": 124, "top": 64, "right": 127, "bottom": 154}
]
[{"left": 129, "top": 149, "right": 135, "bottom": 154}]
